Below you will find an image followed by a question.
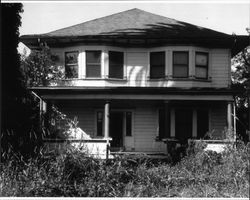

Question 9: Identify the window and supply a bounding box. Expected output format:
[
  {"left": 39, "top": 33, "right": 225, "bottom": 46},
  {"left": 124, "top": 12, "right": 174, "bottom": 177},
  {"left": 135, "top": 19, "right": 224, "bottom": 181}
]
[
  {"left": 173, "top": 51, "right": 189, "bottom": 78},
  {"left": 96, "top": 111, "right": 103, "bottom": 136},
  {"left": 195, "top": 52, "right": 208, "bottom": 79},
  {"left": 86, "top": 51, "right": 101, "bottom": 78},
  {"left": 109, "top": 51, "right": 124, "bottom": 79},
  {"left": 125, "top": 112, "right": 132, "bottom": 136},
  {"left": 150, "top": 52, "right": 165, "bottom": 79},
  {"left": 65, "top": 51, "right": 79, "bottom": 78}
]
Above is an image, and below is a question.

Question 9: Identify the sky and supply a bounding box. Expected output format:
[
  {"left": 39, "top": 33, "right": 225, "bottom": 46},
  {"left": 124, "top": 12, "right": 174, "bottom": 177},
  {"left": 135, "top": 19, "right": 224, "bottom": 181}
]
[{"left": 19, "top": 2, "right": 250, "bottom": 37}]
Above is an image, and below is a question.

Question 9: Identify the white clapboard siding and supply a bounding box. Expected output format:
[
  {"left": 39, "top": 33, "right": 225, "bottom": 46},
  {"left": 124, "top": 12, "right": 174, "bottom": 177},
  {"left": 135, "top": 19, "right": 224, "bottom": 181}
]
[
  {"left": 210, "top": 105, "right": 227, "bottom": 138},
  {"left": 57, "top": 102, "right": 95, "bottom": 137},
  {"left": 126, "top": 52, "right": 148, "bottom": 87},
  {"left": 133, "top": 106, "right": 161, "bottom": 152},
  {"left": 210, "top": 49, "right": 230, "bottom": 88}
]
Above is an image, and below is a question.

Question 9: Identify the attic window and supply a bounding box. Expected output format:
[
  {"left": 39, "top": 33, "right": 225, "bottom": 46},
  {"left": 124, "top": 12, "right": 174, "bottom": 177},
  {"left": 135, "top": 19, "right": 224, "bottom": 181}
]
[
  {"left": 86, "top": 51, "right": 101, "bottom": 78},
  {"left": 173, "top": 51, "right": 189, "bottom": 78},
  {"left": 195, "top": 52, "right": 208, "bottom": 79},
  {"left": 150, "top": 52, "right": 165, "bottom": 79},
  {"left": 65, "top": 51, "right": 79, "bottom": 78},
  {"left": 109, "top": 51, "right": 124, "bottom": 79}
]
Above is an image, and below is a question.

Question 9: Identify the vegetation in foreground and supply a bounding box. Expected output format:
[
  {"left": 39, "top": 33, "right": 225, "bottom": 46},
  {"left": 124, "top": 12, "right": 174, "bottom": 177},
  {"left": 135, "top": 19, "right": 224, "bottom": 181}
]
[{"left": 0, "top": 140, "right": 249, "bottom": 197}]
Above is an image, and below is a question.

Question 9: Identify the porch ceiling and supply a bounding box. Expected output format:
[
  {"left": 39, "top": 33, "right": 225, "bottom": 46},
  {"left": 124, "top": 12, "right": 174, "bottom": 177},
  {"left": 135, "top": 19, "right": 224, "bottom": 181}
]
[{"left": 31, "top": 87, "right": 235, "bottom": 101}]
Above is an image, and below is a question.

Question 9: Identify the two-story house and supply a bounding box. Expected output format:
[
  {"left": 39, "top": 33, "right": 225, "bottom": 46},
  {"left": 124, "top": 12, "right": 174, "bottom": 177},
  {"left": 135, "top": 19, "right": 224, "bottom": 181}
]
[{"left": 21, "top": 8, "right": 248, "bottom": 156}]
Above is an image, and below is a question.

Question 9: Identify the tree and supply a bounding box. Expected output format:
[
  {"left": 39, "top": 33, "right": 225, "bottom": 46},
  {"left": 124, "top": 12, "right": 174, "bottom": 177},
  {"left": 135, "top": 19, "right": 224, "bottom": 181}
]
[
  {"left": 231, "top": 46, "right": 250, "bottom": 141},
  {"left": 21, "top": 45, "right": 65, "bottom": 87},
  {"left": 1, "top": 3, "right": 42, "bottom": 160}
]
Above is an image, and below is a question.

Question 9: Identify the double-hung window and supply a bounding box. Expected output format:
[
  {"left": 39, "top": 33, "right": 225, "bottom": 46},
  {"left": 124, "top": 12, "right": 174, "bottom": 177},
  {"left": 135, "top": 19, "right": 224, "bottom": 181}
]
[
  {"left": 86, "top": 51, "right": 101, "bottom": 78},
  {"left": 109, "top": 51, "right": 124, "bottom": 79},
  {"left": 195, "top": 52, "right": 208, "bottom": 79},
  {"left": 173, "top": 51, "right": 189, "bottom": 78},
  {"left": 65, "top": 51, "right": 79, "bottom": 78},
  {"left": 150, "top": 52, "right": 165, "bottom": 79}
]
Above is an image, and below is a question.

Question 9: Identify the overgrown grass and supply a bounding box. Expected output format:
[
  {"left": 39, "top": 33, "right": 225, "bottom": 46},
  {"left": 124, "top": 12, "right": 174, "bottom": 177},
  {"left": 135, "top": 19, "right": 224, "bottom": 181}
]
[{"left": 0, "top": 141, "right": 249, "bottom": 197}]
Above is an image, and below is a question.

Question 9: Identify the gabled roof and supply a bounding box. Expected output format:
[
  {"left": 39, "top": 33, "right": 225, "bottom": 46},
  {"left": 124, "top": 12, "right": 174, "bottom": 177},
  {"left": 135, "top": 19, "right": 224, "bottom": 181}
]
[{"left": 20, "top": 8, "right": 249, "bottom": 54}]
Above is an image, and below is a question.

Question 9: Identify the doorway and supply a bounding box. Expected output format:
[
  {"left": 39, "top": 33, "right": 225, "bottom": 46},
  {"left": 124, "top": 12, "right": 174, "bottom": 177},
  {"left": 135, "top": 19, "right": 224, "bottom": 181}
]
[
  {"left": 175, "top": 108, "right": 192, "bottom": 141},
  {"left": 109, "top": 111, "right": 124, "bottom": 148}
]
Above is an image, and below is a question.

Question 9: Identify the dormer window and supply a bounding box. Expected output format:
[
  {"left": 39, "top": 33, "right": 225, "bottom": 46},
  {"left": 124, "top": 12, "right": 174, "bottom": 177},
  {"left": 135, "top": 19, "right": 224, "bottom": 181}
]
[
  {"left": 150, "top": 52, "right": 165, "bottom": 79},
  {"left": 86, "top": 51, "right": 101, "bottom": 78},
  {"left": 173, "top": 51, "right": 189, "bottom": 78},
  {"left": 195, "top": 52, "right": 208, "bottom": 79},
  {"left": 109, "top": 51, "right": 124, "bottom": 79},
  {"left": 65, "top": 51, "right": 79, "bottom": 78}
]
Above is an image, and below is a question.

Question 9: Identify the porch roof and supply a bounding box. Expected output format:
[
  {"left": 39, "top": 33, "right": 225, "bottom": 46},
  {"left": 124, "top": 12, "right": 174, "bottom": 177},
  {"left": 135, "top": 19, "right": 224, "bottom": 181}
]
[{"left": 31, "top": 87, "right": 235, "bottom": 101}]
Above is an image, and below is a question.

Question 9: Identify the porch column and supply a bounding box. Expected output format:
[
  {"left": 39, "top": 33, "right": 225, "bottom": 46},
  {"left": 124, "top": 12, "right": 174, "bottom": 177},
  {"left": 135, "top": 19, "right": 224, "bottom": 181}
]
[
  {"left": 170, "top": 108, "right": 175, "bottom": 138},
  {"left": 192, "top": 109, "right": 197, "bottom": 138},
  {"left": 104, "top": 101, "right": 110, "bottom": 138},
  {"left": 227, "top": 101, "right": 233, "bottom": 131},
  {"left": 164, "top": 101, "right": 170, "bottom": 138}
]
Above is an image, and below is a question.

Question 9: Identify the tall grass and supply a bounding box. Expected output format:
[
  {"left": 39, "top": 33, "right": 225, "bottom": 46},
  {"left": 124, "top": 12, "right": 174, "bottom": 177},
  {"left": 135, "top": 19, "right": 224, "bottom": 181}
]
[{"left": 0, "top": 140, "right": 249, "bottom": 197}]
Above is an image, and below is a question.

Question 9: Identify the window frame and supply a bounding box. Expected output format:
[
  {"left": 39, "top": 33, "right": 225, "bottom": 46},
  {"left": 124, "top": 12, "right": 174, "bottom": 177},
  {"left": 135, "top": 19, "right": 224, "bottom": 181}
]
[
  {"left": 150, "top": 51, "right": 166, "bottom": 79},
  {"left": 65, "top": 51, "right": 79, "bottom": 79},
  {"left": 172, "top": 51, "right": 189, "bottom": 78},
  {"left": 108, "top": 51, "right": 124, "bottom": 79},
  {"left": 195, "top": 52, "right": 209, "bottom": 79},
  {"left": 85, "top": 50, "right": 102, "bottom": 78}
]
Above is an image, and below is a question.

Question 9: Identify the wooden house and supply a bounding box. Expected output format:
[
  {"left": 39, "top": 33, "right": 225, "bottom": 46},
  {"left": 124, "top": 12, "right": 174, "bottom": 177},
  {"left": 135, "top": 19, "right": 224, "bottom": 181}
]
[{"left": 20, "top": 9, "right": 249, "bottom": 157}]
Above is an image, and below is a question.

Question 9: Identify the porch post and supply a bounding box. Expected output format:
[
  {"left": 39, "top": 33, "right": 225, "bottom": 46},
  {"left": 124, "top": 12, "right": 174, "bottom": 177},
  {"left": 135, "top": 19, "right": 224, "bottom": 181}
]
[
  {"left": 170, "top": 108, "right": 175, "bottom": 138},
  {"left": 164, "top": 101, "right": 170, "bottom": 138},
  {"left": 104, "top": 101, "right": 110, "bottom": 159},
  {"left": 227, "top": 101, "right": 233, "bottom": 139},
  {"left": 233, "top": 102, "right": 237, "bottom": 141},
  {"left": 104, "top": 101, "right": 110, "bottom": 138},
  {"left": 192, "top": 109, "right": 197, "bottom": 138}
]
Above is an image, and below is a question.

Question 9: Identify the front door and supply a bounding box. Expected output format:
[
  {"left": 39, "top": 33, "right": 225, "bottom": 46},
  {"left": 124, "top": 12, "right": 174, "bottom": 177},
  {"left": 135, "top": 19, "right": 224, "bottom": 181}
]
[
  {"left": 109, "top": 112, "right": 124, "bottom": 148},
  {"left": 175, "top": 109, "right": 192, "bottom": 141}
]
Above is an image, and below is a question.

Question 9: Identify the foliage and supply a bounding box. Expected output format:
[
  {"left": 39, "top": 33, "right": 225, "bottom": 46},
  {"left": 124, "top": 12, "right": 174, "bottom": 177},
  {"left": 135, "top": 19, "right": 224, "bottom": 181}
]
[
  {"left": 21, "top": 45, "right": 65, "bottom": 87},
  {"left": 1, "top": 3, "right": 43, "bottom": 160},
  {"left": 232, "top": 47, "right": 250, "bottom": 108},
  {"left": 0, "top": 138, "right": 249, "bottom": 197}
]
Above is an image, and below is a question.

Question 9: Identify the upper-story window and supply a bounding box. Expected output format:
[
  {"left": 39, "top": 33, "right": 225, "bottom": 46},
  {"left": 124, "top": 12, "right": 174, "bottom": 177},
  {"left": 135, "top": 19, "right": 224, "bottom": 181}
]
[
  {"left": 65, "top": 51, "right": 79, "bottom": 78},
  {"left": 150, "top": 52, "right": 165, "bottom": 79},
  {"left": 173, "top": 51, "right": 189, "bottom": 78},
  {"left": 195, "top": 52, "right": 208, "bottom": 79},
  {"left": 86, "top": 51, "right": 101, "bottom": 78},
  {"left": 109, "top": 51, "right": 124, "bottom": 79}
]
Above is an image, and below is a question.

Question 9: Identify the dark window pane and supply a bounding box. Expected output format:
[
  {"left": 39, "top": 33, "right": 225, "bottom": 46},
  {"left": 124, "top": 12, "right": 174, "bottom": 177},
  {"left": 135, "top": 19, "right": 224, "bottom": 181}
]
[
  {"left": 197, "top": 109, "right": 209, "bottom": 139},
  {"left": 109, "top": 51, "right": 124, "bottom": 79},
  {"left": 195, "top": 52, "right": 208, "bottom": 79},
  {"left": 126, "top": 112, "right": 132, "bottom": 136},
  {"left": 86, "top": 51, "right": 101, "bottom": 78},
  {"left": 173, "top": 52, "right": 188, "bottom": 78},
  {"left": 97, "top": 111, "right": 103, "bottom": 136},
  {"left": 173, "top": 65, "right": 188, "bottom": 77},
  {"left": 65, "top": 51, "right": 79, "bottom": 78},
  {"left": 196, "top": 53, "right": 208, "bottom": 66},
  {"left": 86, "top": 65, "right": 101, "bottom": 77},
  {"left": 173, "top": 52, "right": 188, "bottom": 64},
  {"left": 196, "top": 67, "right": 207, "bottom": 79},
  {"left": 150, "top": 52, "right": 165, "bottom": 79}
]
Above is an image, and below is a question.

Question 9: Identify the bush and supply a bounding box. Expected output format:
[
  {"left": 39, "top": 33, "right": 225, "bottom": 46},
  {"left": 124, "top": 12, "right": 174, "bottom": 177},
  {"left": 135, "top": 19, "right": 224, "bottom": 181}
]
[{"left": 0, "top": 140, "right": 249, "bottom": 197}]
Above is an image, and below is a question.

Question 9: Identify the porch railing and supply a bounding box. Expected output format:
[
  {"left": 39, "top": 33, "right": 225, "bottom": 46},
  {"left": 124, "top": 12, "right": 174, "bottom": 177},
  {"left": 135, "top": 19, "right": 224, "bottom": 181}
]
[{"left": 43, "top": 137, "right": 112, "bottom": 159}]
